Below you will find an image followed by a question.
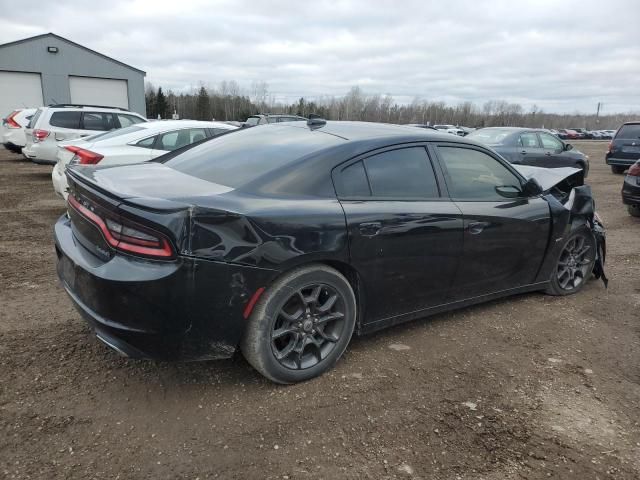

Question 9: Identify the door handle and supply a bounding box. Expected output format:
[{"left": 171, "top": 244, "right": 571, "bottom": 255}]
[
  {"left": 467, "top": 221, "right": 489, "bottom": 235},
  {"left": 520, "top": 150, "right": 527, "bottom": 154},
  {"left": 358, "top": 221, "right": 382, "bottom": 237},
  {"left": 544, "top": 151, "right": 552, "bottom": 156}
]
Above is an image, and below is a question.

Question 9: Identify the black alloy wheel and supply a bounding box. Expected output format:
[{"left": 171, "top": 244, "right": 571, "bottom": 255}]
[
  {"left": 241, "top": 264, "right": 356, "bottom": 384},
  {"left": 271, "top": 284, "right": 346, "bottom": 370},
  {"left": 546, "top": 228, "right": 596, "bottom": 296}
]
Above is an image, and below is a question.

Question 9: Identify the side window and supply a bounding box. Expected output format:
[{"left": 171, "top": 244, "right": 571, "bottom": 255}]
[
  {"left": 519, "top": 132, "right": 540, "bottom": 148},
  {"left": 135, "top": 136, "right": 156, "bottom": 148},
  {"left": 82, "top": 112, "right": 116, "bottom": 131},
  {"left": 158, "top": 129, "right": 208, "bottom": 151},
  {"left": 117, "top": 114, "right": 145, "bottom": 127},
  {"left": 49, "top": 111, "right": 81, "bottom": 129},
  {"left": 209, "top": 128, "right": 228, "bottom": 137},
  {"left": 189, "top": 128, "right": 207, "bottom": 143},
  {"left": 539, "top": 132, "right": 563, "bottom": 151},
  {"left": 438, "top": 147, "right": 522, "bottom": 200},
  {"left": 364, "top": 147, "right": 439, "bottom": 198},
  {"left": 335, "top": 161, "right": 370, "bottom": 197}
]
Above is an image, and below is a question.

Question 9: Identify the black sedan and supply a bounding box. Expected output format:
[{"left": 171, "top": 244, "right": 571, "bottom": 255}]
[
  {"left": 467, "top": 127, "right": 589, "bottom": 176},
  {"left": 622, "top": 160, "right": 640, "bottom": 217},
  {"left": 55, "top": 121, "right": 606, "bottom": 383}
]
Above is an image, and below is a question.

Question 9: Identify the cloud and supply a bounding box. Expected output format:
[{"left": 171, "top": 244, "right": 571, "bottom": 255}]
[{"left": 0, "top": 0, "right": 638, "bottom": 113}]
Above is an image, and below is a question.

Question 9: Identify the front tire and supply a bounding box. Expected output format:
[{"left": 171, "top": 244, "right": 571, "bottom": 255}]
[
  {"left": 545, "top": 228, "right": 596, "bottom": 296},
  {"left": 611, "top": 165, "right": 626, "bottom": 174},
  {"left": 241, "top": 264, "right": 357, "bottom": 384}
]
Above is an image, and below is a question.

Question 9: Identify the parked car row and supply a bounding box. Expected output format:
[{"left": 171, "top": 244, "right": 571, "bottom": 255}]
[
  {"left": 551, "top": 128, "right": 616, "bottom": 140},
  {"left": 408, "top": 124, "right": 476, "bottom": 136},
  {"left": 1, "top": 103, "right": 239, "bottom": 199}
]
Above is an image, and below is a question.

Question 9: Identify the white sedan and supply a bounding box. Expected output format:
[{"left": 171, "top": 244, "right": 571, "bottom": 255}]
[{"left": 52, "top": 120, "right": 238, "bottom": 199}]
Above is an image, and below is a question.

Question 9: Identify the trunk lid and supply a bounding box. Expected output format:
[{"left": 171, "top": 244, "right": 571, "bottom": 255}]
[{"left": 65, "top": 163, "right": 238, "bottom": 262}]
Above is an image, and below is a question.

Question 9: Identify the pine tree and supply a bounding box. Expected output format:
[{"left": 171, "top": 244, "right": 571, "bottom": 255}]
[
  {"left": 196, "top": 86, "right": 210, "bottom": 120},
  {"left": 145, "top": 89, "right": 156, "bottom": 119},
  {"left": 156, "top": 87, "right": 168, "bottom": 119}
]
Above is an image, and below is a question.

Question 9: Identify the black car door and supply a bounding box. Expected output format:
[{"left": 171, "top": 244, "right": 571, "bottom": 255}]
[
  {"left": 538, "top": 132, "right": 567, "bottom": 167},
  {"left": 434, "top": 144, "right": 550, "bottom": 300},
  {"left": 334, "top": 145, "right": 464, "bottom": 324},
  {"left": 516, "top": 131, "right": 546, "bottom": 166}
]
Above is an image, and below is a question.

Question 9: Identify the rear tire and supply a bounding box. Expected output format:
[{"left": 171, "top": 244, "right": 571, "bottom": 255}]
[
  {"left": 545, "top": 228, "right": 596, "bottom": 296},
  {"left": 611, "top": 165, "right": 626, "bottom": 174},
  {"left": 628, "top": 205, "right": 640, "bottom": 218},
  {"left": 241, "top": 264, "right": 356, "bottom": 384}
]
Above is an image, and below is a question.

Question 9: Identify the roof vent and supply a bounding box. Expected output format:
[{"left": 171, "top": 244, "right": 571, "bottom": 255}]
[{"left": 307, "top": 114, "right": 326, "bottom": 127}]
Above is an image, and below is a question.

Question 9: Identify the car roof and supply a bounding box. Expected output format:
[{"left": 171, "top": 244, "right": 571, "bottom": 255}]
[
  {"left": 475, "top": 127, "right": 551, "bottom": 132},
  {"left": 138, "top": 120, "right": 236, "bottom": 132},
  {"left": 283, "top": 120, "right": 458, "bottom": 143},
  {"left": 43, "top": 105, "right": 137, "bottom": 113}
]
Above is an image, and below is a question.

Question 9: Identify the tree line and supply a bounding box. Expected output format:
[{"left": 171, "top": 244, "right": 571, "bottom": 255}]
[{"left": 145, "top": 83, "right": 637, "bottom": 130}]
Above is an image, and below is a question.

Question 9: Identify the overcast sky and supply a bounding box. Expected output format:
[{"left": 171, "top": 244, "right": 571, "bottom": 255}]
[{"left": 1, "top": 0, "right": 638, "bottom": 113}]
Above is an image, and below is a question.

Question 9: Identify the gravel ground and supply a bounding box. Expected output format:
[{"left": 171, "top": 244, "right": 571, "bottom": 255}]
[{"left": 0, "top": 141, "right": 638, "bottom": 479}]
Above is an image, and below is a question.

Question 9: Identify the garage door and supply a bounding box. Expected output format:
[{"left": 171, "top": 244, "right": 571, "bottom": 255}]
[
  {"left": 69, "top": 77, "right": 129, "bottom": 109},
  {"left": 0, "top": 71, "right": 44, "bottom": 117}
]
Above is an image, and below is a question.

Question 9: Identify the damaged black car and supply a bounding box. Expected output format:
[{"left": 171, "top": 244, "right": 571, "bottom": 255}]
[{"left": 54, "top": 120, "right": 607, "bottom": 384}]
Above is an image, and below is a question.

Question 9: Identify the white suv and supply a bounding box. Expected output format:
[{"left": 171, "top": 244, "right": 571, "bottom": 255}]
[
  {"left": 1, "top": 108, "right": 37, "bottom": 153},
  {"left": 23, "top": 105, "right": 147, "bottom": 165}
]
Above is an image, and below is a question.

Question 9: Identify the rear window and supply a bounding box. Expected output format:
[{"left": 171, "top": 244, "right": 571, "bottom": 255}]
[
  {"left": 616, "top": 124, "right": 640, "bottom": 139},
  {"left": 50, "top": 111, "right": 81, "bottom": 129},
  {"left": 245, "top": 117, "right": 261, "bottom": 126},
  {"left": 165, "top": 124, "right": 341, "bottom": 188},
  {"left": 467, "top": 129, "right": 516, "bottom": 144}
]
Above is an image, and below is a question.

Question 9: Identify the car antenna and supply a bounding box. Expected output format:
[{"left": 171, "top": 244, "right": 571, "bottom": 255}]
[{"left": 307, "top": 113, "right": 326, "bottom": 128}]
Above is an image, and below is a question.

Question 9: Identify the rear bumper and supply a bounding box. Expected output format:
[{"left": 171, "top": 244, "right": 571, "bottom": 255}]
[
  {"left": 54, "top": 214, "right": 277, "bottom": 361},
  {"left": 23, "top": 142, "right": 57, "bottom": 164},
  {"left": 607, "top": 156, "right": 639, "bottom": 167},
  {"left": 622, "top": 176, "right": 640, "bottom": 206}
]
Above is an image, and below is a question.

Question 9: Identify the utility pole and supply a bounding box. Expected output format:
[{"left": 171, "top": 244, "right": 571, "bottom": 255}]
[{"left": 595, "top": 102, "right": 601, "bottom": 128}]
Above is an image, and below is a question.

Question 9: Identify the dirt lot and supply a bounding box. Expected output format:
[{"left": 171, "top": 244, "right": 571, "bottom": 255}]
[{"left": 0, "top": 141, "right": 638, "bottom": 479}]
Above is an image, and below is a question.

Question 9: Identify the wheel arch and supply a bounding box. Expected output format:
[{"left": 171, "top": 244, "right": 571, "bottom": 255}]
[{"left": 264, "top": 258, "right": 367, "bottom": 334}]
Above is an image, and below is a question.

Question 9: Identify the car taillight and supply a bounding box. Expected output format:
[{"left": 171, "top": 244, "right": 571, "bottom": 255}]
[
  {"left": 33, "top": 129, "right": 50, "bottom": 142},
  {"left": 607, "top": 141, "right": 613, "bottom": 154},
  {"left": 65, "top": 146, "right": 104, "bottom": 165},
  {"left": 67, "top": 195, "right": 174, "bottom": 259},
  {"left": 6, "top": 111, "right": 21, "bottom": 129},
  {"left": 628, "top": 162, "right": 640, "bottom": 177}
]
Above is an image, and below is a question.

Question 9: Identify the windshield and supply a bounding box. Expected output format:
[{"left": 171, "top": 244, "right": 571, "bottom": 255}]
[
  {"left": 85, "top": 125, "right": 146, "bottom": 142},
  {"left": 245, "top": 117, "right": 260, "bottom": 126},
  {"left": 164, "top": 124, "right": 341, "bottom": 188},
  {"left": 467, "top": 128, "right": 516, "bottom": 144}
]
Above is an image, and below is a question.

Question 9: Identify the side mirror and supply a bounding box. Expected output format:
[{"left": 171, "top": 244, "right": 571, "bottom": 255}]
[
  {"left": 495, "top": 185, "right": 522, "bottom": 198},
  {"left": 564, "top": 143, "right": 573, "bottom": 151},
  {"left": 522, "top": 177, "right": 544, "bottom": 196}
]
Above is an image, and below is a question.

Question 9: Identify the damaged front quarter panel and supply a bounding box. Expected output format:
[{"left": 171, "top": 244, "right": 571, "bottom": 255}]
[{"left": 515, "top": 165, "right": 608, "bottom": 288}]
